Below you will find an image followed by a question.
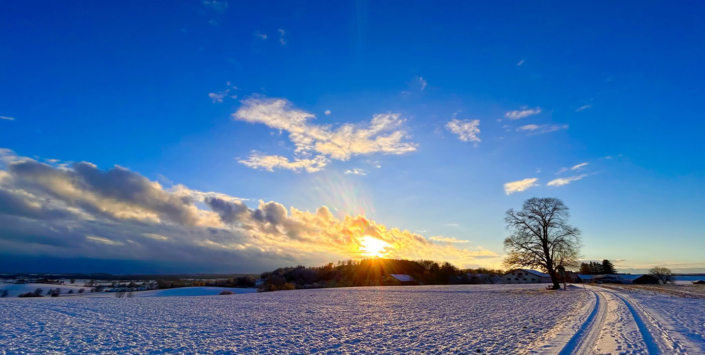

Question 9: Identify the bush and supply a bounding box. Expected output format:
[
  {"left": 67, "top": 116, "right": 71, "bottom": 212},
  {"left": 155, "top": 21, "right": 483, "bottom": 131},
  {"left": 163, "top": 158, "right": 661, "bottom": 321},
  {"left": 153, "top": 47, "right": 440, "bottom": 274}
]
[
  {"left": 68, "top": 290, "right": 74, "bottom": 294},
  {"left": 219, "top": 290, "right": 234, "bottom": 295},
  {"left": 78, "top": 288, "right": 85, "bottom": 295},
  {"left": 18, "top": 292, "right": 43, "bottom": 298}
]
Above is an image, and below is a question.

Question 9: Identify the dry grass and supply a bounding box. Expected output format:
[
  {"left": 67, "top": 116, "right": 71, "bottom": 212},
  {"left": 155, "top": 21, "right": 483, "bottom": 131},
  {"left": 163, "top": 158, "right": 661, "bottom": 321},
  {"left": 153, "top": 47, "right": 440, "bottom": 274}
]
[{"left": 597, "top": 284, "right": 705, "bottom": 299}]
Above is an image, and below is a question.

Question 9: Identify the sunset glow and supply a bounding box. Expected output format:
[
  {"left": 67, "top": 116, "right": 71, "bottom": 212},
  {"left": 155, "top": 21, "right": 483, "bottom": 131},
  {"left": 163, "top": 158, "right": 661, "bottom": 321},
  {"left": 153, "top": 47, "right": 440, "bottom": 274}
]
[{"left": 360, "top": 236, "right": 391, "bottom": 258}]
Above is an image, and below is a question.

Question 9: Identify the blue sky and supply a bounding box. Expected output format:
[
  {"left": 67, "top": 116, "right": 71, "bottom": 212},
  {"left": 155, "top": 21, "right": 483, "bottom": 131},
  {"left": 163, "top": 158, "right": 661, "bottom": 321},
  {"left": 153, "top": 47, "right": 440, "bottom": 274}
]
[{"left": 1, "top": 1, "right": 704, "bottom": 273}]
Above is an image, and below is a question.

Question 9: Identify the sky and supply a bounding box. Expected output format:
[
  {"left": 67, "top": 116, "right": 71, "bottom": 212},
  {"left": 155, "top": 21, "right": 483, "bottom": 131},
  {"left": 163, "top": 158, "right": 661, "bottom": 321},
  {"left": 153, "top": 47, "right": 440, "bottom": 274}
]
[{"left": 1, "top": 1, "right": 704, "bottom": 274}]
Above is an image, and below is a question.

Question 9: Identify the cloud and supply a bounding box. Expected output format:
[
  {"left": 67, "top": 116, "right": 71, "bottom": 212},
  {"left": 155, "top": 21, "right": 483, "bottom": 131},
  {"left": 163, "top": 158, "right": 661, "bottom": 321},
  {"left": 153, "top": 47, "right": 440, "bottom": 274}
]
[
  {"left": 254, "top": 32, "right": 267, "bottom": 40},
  {"left": 1, "top": 116, "right": 15, "bottom": 121},
  {"left": 547, "top": 174, "right": 588, "bottom": 187},
  {"left": 445, "top": 118, "right": 481, "bottom": 146},
  {"left": 505, "top": 107, "right": 541, "bottom": 120},
  {"left": 278, "top": 29, "right": 286, "bottom": 45},
  {"left": 557, "top": 162, "right": 588, "bottom": 174},
  {"left": 0, "top": 149, "right": 500, "bottom": 271},
  {"left": 429, "top": 236, "right": 470, "bottom": 243},
  {"left": 324, "top": 110, "right": 331, "bottom": 115},
  {"left": 142, "top": 233, "right": 169, "bottom": 241},
  {"left": 517, "top": 124, "right": 568, "bottom": 134},
  {"left": 237, "top": 152, "right": 328, "bottom": 173},
  {"left": 86, "top": 235, "right": 124, "bottom": 246},
  {"left": 202, "top": 0, "right": 228, "bottom": 13},
  {"left": 419, "top": 77, "right": 427, "bottom": 91},
  {"left": 517, "top": 59, "right": 525, "bottom": 66},
  {"left": 576, "top": 105, "right": 592, "bottom": 112},
  {"left": 234, "top": 97, "right": 417, "bottom": 172},
  {"left": 344, "top": 168, "right": 366, "bottom": 176},
  {"left": 504, "top": 178, "right": 539, "bottom": 195}
]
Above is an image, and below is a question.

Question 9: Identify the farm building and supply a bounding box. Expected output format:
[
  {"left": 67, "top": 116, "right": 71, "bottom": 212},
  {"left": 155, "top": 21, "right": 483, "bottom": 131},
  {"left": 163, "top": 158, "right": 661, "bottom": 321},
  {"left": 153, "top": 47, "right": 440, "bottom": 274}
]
[
  {"left": 502, "top": 269, "right": 552, "bottom": 284},
  {"left": 632, "top": 274, "right": 660, "bottom": 284},
  {"left": 382, "top": 274, "right": 419, "bottom": 285}
]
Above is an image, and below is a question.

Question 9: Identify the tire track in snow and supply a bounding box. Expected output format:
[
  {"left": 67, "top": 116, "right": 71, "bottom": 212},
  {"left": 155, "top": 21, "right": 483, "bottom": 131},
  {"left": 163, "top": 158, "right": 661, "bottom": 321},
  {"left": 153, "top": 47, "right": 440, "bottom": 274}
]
[
  {"left": 607, "top": 289, "right": 688, "bottom": 354},
  {"left": 556, "top": 290, "right": 607, "bottom": 355}
]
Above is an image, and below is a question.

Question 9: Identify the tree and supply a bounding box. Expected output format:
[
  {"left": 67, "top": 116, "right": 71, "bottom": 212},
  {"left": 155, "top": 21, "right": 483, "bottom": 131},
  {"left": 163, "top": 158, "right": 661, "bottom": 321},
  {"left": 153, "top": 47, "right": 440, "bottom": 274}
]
[
  {"left": 34, "top": 288, "right": 43, "bottom": 296},
  {"left": 78, "top": 288, "right": 85, "bottom": 296},
  {"left": 649, "top": 266, "right": 674, "bottom": 284},
  {"left": 504, "top": 198, "right": 581, "bottom": 290},
  {"left": 602, "top": 260, "right": 617, "bottom": 274}
]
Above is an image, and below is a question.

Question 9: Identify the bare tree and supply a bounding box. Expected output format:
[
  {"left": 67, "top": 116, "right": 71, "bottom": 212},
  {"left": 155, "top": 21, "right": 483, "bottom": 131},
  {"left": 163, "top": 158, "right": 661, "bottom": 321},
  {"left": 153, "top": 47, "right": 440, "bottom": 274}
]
[
  {"left": 649, "top": 266, "right": 674, "bottom": 284},
  {"left": 504, "top": 197, "right": 581, "bottom": 290}
]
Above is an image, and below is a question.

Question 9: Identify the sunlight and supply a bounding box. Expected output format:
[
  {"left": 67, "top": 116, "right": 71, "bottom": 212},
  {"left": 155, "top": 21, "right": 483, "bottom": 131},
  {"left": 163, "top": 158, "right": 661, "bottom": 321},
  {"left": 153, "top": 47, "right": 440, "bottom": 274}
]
[{"left": 359, "top": 236, "right": 390, "bottom": 257}]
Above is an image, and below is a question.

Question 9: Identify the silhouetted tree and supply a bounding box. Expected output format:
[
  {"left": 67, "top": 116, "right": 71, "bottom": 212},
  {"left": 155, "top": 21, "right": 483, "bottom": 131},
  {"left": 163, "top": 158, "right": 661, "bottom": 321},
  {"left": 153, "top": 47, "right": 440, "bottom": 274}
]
[
  {"left": 504, "top": 198, "right": 581, "bottom": 290},
  {"left": 601, "top": 260, "right": 617, "bottom": 274},
  {"left": 649, "top": 266, "right": 674, "bottom": 284}
]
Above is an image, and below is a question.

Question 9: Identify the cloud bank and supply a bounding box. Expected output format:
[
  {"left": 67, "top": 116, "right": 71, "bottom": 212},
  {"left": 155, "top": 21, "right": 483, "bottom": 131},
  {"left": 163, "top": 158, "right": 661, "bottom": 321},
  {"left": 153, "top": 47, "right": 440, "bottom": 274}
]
[{"left": 0, "top": 149, "right": 497, "bottom": 273}]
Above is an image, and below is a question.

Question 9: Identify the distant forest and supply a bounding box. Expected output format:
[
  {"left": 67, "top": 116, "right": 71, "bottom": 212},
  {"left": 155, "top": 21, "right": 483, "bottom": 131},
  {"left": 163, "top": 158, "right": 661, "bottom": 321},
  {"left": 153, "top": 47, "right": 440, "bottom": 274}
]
[{"left": 256, "top": 259, "right": 504, "bottom": 292}]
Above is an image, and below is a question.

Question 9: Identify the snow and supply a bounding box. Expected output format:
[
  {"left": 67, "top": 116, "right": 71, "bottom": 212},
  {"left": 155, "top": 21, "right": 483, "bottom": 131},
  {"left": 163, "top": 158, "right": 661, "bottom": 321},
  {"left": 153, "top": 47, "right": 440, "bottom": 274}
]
[
  {"left": 0, "top": 284, "right": 255, "bottom": 298},
  {"left": 0, "top": 284, "right": 588, "bottom": 354},
  {"left": 1, "top": 284, "right": 703, "bottom": 354}
]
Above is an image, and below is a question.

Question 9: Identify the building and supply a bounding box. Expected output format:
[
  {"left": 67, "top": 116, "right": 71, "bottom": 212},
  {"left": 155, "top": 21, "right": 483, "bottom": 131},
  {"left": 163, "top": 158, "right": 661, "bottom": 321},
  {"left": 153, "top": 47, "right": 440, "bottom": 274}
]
[
  {"left": 502, "top": 269, "right": 552, "bottom": 284},
  {"left": 382, "top": 274, "right": 418, "bottom": 285}
]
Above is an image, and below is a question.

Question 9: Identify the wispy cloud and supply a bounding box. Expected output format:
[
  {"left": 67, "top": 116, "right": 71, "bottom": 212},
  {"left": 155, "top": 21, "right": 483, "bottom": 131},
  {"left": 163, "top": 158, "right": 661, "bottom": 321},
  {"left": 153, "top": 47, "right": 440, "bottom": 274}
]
[
  {"left": 430, "top": 236, "right": 470, "bottom": 243},
  {"left": 238, "top": 152, "right": 328, "bottom": 173},
  {"left": 557, "top": 162, "right": 588, "bottom": 174},
  {"left": 445, "top": 114, "right": 480, "bottom": 146},
  {"left": 517, "top": 124, "right": 568, "bottom": 134},
  {"left": 419, "top": 77, "right": 427, "bottom": 91},
  {"left": 344, "top": 168, "right": 366, "bottom": 176},
  {"left": 142, "top": 233, "right": 169, "bottom": 241},
  {"left": 517, "top": 59, "right": 525, "bottom": 66},
  {"left": 254, "top": 32, "right": 267, "bottom": 40},
  {"left": 504, "top": 178, "right": 539, "bottom": 195},
  {"left": 505, "top": 107, "right": 541, "bottom": 120},
  {"left": 547, "top": 174, "right": 588, "bottom": 187},
  {"left": 324, "top": 110, "right": 331, "bottom": 115},
  {"left": 234, "top": 97, "right": 417, "bottom": 172},
  {"left": 86, "top": 235, "right": 124, "bottom": 246},
  {"left": 0, "top": 116, "right": 15, "bottom": 121},
  {"left": 576, "top": 105, "right": 592, "bottom": 112},
  {"left": 278, "top": 29, "right": 285, "bottom": 45}
]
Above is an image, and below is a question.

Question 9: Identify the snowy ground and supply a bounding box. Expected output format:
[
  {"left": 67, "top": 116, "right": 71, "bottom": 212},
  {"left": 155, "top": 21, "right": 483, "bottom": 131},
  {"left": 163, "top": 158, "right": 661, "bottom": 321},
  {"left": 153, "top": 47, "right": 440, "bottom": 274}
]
[
  {"left": 0, "top": 283, "right": 255, "bottom": 298},
  {"left": 1, "top": 284, "right": 703, "bottom": 354}
]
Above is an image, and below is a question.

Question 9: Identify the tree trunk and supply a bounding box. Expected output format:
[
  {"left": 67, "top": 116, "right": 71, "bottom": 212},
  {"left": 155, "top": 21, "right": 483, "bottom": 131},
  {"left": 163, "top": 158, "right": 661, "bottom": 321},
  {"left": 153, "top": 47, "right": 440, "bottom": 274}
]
[{"left": 547, "top": 267, "right": 560, "bottom": 290}]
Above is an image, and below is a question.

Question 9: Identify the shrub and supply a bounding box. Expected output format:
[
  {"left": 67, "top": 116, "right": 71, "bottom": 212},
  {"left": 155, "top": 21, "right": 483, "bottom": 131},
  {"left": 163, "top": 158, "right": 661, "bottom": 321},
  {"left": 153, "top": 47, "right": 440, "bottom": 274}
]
[
  {"left": 68, "top": 290, "right": 74, "bottom": 294},
  {"left": 219, "top": 290, "right": 234, "bottom": 295},
  {"left": 34, "top": 288, "right": 43, "bottom": 296},
  {"left": 78, "top": 289, "right": 85, "bottom": 295}
]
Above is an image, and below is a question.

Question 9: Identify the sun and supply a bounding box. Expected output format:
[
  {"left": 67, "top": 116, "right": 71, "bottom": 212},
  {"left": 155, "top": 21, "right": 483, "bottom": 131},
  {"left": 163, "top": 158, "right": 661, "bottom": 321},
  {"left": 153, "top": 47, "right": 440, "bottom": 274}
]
[{"left": 359, "top": 236, "right": 390, "bottom": 257}]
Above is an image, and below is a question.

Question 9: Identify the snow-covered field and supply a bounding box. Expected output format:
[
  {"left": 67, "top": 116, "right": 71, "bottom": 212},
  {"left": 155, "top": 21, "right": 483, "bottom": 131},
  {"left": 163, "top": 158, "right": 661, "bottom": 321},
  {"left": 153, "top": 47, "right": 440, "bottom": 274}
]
[
  {"left": 0, "top": 283, "right": 256, "bottom": 298},
  {"left": 1, "top": 284, "right": 703, "bottom": 354}
]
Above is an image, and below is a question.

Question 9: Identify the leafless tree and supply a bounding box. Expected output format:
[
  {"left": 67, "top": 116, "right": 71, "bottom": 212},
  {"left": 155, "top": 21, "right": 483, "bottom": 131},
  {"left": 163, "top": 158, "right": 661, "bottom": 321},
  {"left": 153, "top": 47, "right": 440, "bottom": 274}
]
[
  {"left": 504, "top": 197, "right": 581, "bottom": 290},
  {"left": 649, "top": 266, "right": 674, "bottom": 284}
]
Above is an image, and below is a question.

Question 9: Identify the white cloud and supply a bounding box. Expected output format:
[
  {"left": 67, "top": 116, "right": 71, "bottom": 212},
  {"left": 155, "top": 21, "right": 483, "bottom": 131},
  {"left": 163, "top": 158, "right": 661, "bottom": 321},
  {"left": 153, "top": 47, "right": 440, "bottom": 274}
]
[
  {"left": 445, "top": 118, "right": 481, "bottom": 146},
  {"left": 547, "top": 174, "right": 588, "bottom": 187},
  {"left": 504, "top": 178, "right": 539, "bottom": 195},
  {"left": 142, "top": 233, "right": 169, "bottom": 241},
  {"left": 419, "top": 77, "right": 427, "bottom": 91},
  {"left": 430, "top": 236, "right": 470, "bottom": 243},
  {"left": 209, "top": 92, "right": 226, "bottom": 103},
  {"left": 238, "top": 152, "right": 328, "bottom": 173},
  {"left": 324, "top": 110, "right": 331, "bottom": 115},
  {"left": 234, "top": 97, "right": 417, "bottom": 172},
  {"left": 0, "top": 116, "right": 14, "bottom": 121},
  {"left": 254, "top": 32, "right": 267, "bottom": 40},
  {"left": 576, "top": 105, "right": 592, "bottom": 112},
  {"left": 517, "top": 59, "right": 525, "bottom": 66},
  {"left": 517, "top": 124, "right": 568, "bottom": 134},
  {"left": 344, "top": 168, "right": 366, "bottom": 176},
  {"left": 86, "top": 235, "right": 124, "bottom": 246},
  {"left": 557, "top": 162, "right": 588, "bottom": 174},
  {"left": 505, "top": 107, "right": 541, "bottom": 120}
]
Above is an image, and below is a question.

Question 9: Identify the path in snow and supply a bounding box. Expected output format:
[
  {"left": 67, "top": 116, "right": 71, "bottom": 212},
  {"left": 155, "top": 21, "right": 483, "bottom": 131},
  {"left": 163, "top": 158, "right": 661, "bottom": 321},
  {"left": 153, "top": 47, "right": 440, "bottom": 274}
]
[{"left": 544, "top": 285, "right": 702, "bottom": 355}]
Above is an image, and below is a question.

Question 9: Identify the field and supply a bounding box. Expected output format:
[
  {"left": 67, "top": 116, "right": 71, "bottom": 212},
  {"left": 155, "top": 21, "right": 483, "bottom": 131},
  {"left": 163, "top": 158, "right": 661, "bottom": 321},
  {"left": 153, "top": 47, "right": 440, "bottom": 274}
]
[{"left": 1, "top": 284, "right": 704, "bottom": 354}]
